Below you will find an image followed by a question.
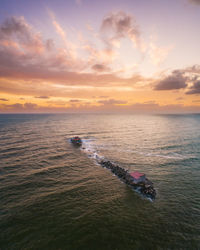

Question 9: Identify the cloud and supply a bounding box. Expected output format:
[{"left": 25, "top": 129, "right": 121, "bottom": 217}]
[
  {"left": 154, "top": 64, "right": 200, "bottom": 93},
  {"left": 100, "top": 11, "right": 143, "bottom": 51},
  {"left": 0, "top": 15, "right": 87, "bottom": 80},
  {"left": 143, "top": 100, "right": 156, "bottom": 104},
  {"left": 176, "top": 97, "right": 184, "bottom": 100},
  {"left": 0, "top": 98, "right": 9, "bottom": 101},
  {"left": 1, "top": 14, "right": 199, "bottom": 113},
  {"left": 0, "top": 102, "right": 38, "bottom": 112},
  {"left": 0, "top": 15, "right": 147, "bottom": 92},
  {"left": 186, "top": 80, "right": 200, "bottom": 94},
  {"left": 98, "top": 98, "right": 127, "bottom": 105},
  {"left": 84, "top": 44, "right": 118, "bottom": 64},
  {"left": 0, "top": 14, "right": 151, "bottom": 98},
  {"left": 1, "top": 100, "right": 200, "bottom": 114},
  {"left": 35, "top": 96, "right": 49, "bottom": 99},
  {"left": 154, "top": 70, "right": 188, "bottom": 90},
  {"left": 192, "top": 100, "right": 200, "bottom": 102},
  {"left": 92, "top": 64, "right": 110, "bottom": 72},
  {"left": 185, "top": 64, "right": 200, "bottom": 74},
  {"left": 153, "top": 65, "right": 200, "bottom": 94},
  {"left": 48, "top": 11, "right": 77, "bottom": 60},
  {"left": 75, "top": 0, "right": 82, "bottom": 6},
  {"left": 0, "top": 75, "right": 141, "bottom": 101},
  {"left": 24, "top": 102, "right": 38, "bottom": 109},
  {"left": 0, "top": 16, "right": 58, "bottom": 73},
  {"left": 98, "top": 96, "right": 109, "bottom": 98},
  {"left": 69, "top": 99, "right": 81, "bottom": 102},
  {"left": 149, "top": 42, "right": 173, "bottom": 66},
  {"left": 32, "top": 103, "right": 200, "bottom": 113},
  {"left": 188, "top": 0, "right": 200, "bottom": 5},
  {"left": 0, "top": 16, "right": 44, "bottom": 54}
]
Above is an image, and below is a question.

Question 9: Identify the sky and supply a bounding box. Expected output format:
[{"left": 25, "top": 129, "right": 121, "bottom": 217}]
[{"left": 0, "top": 0, "right": 200, "bottom": 113}]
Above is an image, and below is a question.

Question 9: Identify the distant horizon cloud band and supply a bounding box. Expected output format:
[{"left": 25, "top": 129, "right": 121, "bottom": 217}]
[{"left": 0, "top": 0, "right": 200, "bottom": 113}]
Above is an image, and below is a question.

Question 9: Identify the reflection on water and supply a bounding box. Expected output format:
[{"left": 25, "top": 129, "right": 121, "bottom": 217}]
[{"left": 0, "top": 114, "right": 200, "bottom": 249}]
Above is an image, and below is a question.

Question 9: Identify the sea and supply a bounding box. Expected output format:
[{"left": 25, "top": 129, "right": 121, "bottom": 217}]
[{"left": 0, "top": 113, "right": 200, "bottom": 249}]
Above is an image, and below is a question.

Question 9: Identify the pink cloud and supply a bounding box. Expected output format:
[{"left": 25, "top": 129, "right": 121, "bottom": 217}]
[
  {"left": 100, "top": 11, "right": 142, "bottom": 50},
  {"left": 0, "top": 16, "right": 45, "bottom": 54},
  {"left": 149, "top": 42, "right": 173, "bottom": 66}
]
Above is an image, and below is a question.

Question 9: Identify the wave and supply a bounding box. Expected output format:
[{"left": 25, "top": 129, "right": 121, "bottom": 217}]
[
  {"left": 81, "top": 140, "right": 191, "bottom": 160},
  {"left": 81, "top": 139, "right": 103, "bottom": 162},
  {"left": 84, "top": 139, "right": 197, "bottom": 160},
  {"left": 137, "top": 151, "right": 198, "bottom": 160}
]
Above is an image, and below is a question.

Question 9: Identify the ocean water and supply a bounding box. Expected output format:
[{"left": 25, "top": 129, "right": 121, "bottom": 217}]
[{"left": 0, "top": 113, "right": 200, "bottom": 249}]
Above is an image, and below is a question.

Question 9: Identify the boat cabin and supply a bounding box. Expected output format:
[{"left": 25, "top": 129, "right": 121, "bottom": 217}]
[
  {"left": 71, "top": 136, "right": 82, "bottom": 146},
  {"left": 130, "top": 171, "right": 146, "bottom": 184}
]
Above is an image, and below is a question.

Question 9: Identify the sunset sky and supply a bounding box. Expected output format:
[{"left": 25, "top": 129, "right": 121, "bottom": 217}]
[{"left": 0, "top": 0, "right": 200, "bottom": 113}]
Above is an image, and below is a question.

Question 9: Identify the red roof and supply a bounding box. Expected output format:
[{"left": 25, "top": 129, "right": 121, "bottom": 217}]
[{"left": 130, "top": 172, "right": 145, "bottom": 179}]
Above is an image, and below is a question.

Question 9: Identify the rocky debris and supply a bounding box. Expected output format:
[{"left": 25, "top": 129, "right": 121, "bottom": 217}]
[
  {"left": 70, "top": 136, "right": 156, "bottom": 200},
  {"left": 99, "top": 159, "right": 156, "bottom": 200}
]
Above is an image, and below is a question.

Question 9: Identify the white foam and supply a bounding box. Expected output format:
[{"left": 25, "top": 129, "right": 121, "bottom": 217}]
[
  {"left": 137, "top": 151, "right": 187, "bottom": 160},
  {"left": 81, "top": 139, "right": 103, "bottom": 162}
]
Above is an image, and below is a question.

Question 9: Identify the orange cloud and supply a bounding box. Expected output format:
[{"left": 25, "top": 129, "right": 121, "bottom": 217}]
[
  {"left": 49, "top": 10, "right": 77, "bottom": 60},
  {"left": 1, "top": 101, "right": 200, "bottom": 114}
]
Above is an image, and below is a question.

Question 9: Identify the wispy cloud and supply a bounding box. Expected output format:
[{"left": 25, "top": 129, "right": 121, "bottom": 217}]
[
  {"left": 98, "top": 98, "right": 127, "bottom": 105},
  {"left": 0, "top": 16, "right": 87, "bottom": 82},
  {"left": 176, "top": 97, "right": 184, "bottom": 101},
  {"left": 0, "top": 102, "right": 38, "bottom": 112},
  {"left": 35, "top": 96, "right": 50, "bottom": 99},
  {"left": 1, "top": 101, "right": 200, "bottom": 113},
  {"left": 100, "top": 11, "right": 143, "bottom": 52},
  {"left": 0, "top": 16, "right": 45, "bottom": 54},
  {"left": 149, "top": 42, "right": 173, "bottom": 66},
  {"left": 69, "top": 99, "right": 82, "bottom": 102},
  {"left": 75, "top": 0, "right": 82, "bottom": 6},
  {"left": 48, "top": 10, "right": 77, "bottom": 60},
  {"left": 0, "top": 98, "right": 9, "bottom": 101},
  {"left": 192, "top": 100, "right": 200, "bottom": 102},
  {"left": 188, "top": 0, "right": 200, "bottom": 5}
]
